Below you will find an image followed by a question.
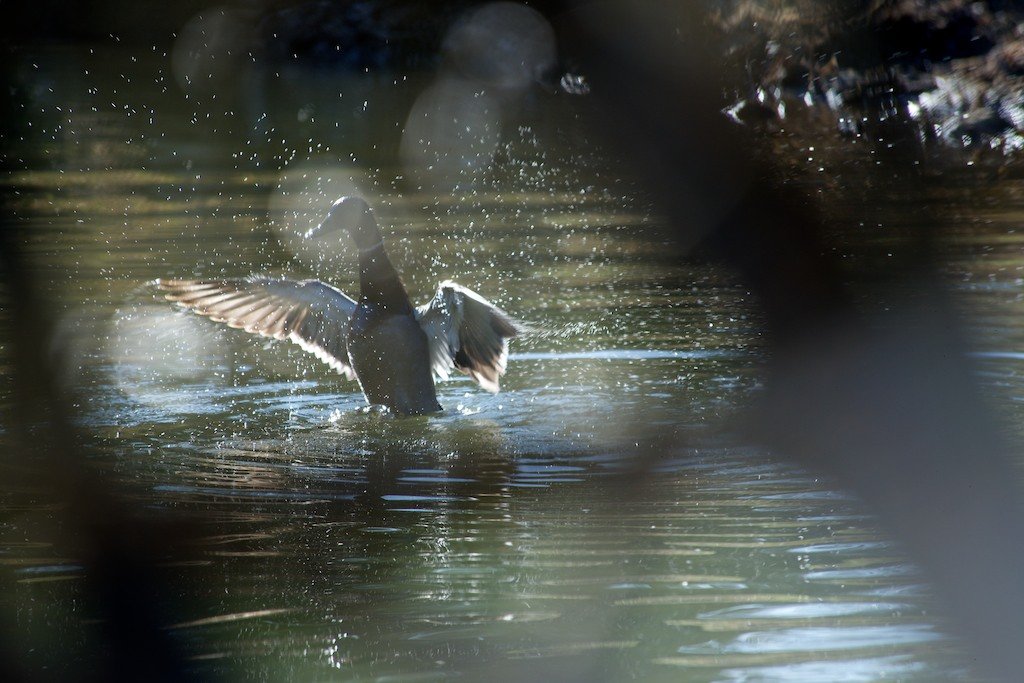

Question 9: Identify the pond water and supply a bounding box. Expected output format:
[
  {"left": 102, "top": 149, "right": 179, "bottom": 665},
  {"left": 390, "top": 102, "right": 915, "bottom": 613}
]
[{"left": 3, "top": 44, "right": 1024, "bottom": 682}]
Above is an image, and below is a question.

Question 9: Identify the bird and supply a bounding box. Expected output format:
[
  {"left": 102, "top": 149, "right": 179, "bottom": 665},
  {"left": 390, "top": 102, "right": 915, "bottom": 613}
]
[{"left": 157, "top": 196, "right": 519, "bottom": 416}]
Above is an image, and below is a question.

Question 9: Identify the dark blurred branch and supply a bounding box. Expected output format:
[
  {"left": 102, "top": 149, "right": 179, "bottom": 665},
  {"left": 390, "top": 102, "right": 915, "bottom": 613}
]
[
  {"left": 561, "top": 1, "right": 1024, "bottom": 680},
  {"left": 0, "top": 227, "right": 200, "bottom": 680}
]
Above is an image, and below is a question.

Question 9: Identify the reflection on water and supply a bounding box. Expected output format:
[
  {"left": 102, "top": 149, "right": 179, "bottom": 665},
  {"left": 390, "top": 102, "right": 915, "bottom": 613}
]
[
  {"left": 10, "top": 416, "right": 970, "bottom": 681},
  {"left": 4, "top": 42, "right": 1024, "bottom": 682}
]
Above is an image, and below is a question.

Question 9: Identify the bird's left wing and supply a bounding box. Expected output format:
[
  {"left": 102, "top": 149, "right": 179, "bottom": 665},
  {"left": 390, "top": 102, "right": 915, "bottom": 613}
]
[
  {"left": 415, "top": 281, "right": 519, "bottom": 393},
  {"left": 157, "top": 277, "right": 358, "bottom": 379}
]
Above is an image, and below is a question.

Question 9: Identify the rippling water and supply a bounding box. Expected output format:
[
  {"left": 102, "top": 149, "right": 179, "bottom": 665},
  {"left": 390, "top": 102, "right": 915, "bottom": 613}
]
[{"left": 3, "top": 45, "right": 1023, "bottom": 681}]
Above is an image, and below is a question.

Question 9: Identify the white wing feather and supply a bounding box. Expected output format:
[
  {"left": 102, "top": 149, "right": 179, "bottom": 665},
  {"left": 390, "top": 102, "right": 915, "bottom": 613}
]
[
  {"left": 415, "top": 281, "right": 519, "bottom": 392},
  {"left": 157, "top": 277, "right": 358, "bottom": 380}
]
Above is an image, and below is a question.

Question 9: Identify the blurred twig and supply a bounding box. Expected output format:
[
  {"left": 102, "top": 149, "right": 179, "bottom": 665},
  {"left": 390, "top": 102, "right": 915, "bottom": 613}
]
[{"left": 563, "top": 1, "right": 1024, "bottom": 679}]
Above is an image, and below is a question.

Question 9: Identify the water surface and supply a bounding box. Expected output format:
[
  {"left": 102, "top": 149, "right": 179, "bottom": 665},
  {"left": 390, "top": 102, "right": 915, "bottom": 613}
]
[{"left": 3, "top": 43, "right": 1023, "bottom": 682}]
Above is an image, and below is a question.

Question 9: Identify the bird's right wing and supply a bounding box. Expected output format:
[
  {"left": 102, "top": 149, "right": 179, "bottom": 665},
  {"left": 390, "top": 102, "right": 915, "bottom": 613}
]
[
  {"left": 415, "top": 281, "right": 519, "bottom": 392},
  {"left": 157, "top": 277, "right": 358, "bottom": 379}
]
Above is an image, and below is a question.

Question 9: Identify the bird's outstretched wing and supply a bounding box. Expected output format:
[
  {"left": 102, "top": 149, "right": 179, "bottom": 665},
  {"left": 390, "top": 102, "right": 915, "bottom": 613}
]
[
  {"left": 415, "top": 281, "right": 519, "bottom": 392},
  {"left": 157, "top": 277, "right": 358, "bottom": 379}
]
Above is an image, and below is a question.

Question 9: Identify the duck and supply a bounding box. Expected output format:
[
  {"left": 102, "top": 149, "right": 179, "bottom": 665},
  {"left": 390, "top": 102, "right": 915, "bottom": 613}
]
[{"left": 157, "top": 196, "right": 519, "bottom": 416}]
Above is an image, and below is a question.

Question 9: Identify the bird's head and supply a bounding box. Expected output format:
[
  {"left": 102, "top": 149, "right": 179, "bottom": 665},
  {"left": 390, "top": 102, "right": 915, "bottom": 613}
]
[{"left": 305, "top": 196, "right": 382, "bottom": 251}]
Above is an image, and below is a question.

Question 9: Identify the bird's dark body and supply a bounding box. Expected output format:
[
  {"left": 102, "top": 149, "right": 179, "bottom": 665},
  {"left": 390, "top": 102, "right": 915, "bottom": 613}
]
[{"left": 347, "top": 302, "right": 441, "bottom": 415}]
